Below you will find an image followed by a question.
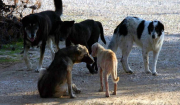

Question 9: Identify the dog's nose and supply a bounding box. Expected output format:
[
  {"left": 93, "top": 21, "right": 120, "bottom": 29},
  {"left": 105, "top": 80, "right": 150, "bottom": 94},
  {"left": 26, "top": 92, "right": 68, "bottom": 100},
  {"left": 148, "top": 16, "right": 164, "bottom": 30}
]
[
  {"left": 152, "top": 35, "right": 155, "bottom": 39},
  {"left": 59, "top": 38, "right": 65, "bottom": 41}
]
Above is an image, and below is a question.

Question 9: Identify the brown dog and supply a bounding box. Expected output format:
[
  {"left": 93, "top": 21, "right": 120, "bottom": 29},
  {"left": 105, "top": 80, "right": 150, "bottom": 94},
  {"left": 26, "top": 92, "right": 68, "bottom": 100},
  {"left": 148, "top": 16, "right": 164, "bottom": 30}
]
[
  {"left": 38, "top": 44, "right": 94, "bottom": 98},
  {"left": 91, "top": 42, "right": 119, "bottom": 97}
]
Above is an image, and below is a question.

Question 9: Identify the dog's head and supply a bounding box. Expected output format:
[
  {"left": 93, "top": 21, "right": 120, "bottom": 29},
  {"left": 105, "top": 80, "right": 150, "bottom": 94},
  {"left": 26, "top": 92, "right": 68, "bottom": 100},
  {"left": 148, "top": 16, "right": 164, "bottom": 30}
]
[
  {"left": 74, "top": 44, "right": 94, "bottom": 64},
  {"left": 22, "top": 14, "right": 40, "bottom": 42},
  {"left": 148, "top": 21, "right": 164, "bottom": 39},
  {"left": 91, "top": 42, "right": 104, "bottom": 57},
  {"left": 57, "top": 21, "right": 75, "bottom": 41}
]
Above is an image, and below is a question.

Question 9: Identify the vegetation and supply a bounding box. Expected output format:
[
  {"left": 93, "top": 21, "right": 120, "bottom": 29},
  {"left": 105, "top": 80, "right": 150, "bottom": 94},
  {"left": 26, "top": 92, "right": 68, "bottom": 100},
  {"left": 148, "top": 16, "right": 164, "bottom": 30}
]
[{"left": 0, "top": 41, "right": 23, "bottom": 63}]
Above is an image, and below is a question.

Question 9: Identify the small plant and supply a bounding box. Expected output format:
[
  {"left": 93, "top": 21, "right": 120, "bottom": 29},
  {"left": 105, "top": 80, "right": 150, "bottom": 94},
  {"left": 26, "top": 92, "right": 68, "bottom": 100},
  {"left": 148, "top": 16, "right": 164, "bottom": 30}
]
[{"left": 0, "top": 41, "right": 23, "bottom": 63}]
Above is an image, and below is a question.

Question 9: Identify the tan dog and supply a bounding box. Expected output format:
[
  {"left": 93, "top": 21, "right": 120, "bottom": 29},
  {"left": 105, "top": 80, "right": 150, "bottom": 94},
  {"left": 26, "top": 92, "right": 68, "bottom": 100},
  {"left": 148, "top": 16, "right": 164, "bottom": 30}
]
[{"left": 91, "top": 42, "right": 119, "bottom": 97}]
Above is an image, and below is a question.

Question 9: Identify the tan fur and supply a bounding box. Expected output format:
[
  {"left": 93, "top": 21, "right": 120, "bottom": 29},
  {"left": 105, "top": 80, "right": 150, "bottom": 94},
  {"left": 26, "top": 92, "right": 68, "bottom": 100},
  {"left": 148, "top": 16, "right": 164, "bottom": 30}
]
[{"left": 91, "top": 42, "right": 119, "bottom": 97}]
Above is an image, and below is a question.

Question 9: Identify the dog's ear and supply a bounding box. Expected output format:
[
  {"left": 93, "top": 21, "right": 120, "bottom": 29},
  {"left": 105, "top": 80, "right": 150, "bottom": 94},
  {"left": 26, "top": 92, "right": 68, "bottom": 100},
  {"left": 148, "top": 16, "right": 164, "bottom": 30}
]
[
  {"left": 91, "top": 43, "right": 98, "bottom": 57},
  {"left": 156, "top": 21, "right": 164, "bottom": 36},
  {"left": 21, "top": 16, "right": 28, "bottom": 27},
  {"left": 157, "top": 21, "right": 164, "bottom": 32},
  {"left": 75, "top": 44, "right": 83, "bottom": 55}
]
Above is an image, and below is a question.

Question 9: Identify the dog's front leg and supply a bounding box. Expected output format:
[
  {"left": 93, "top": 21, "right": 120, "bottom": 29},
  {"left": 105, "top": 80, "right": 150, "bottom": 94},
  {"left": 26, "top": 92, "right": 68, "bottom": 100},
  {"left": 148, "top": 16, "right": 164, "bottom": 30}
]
[
  {"left": 99, "top": 67, "right": 103, "bottom": 92},
  {"left": 72, "top": 83, "right": 81, "bottom": 94},
  {"left": 152, "top": 51, "right": 160, "bottom": 76},
  {"left": 36, "top": 43, "right": 46, "bottom": 72},
  {"left": 67, "top": 70, "right": 76, "bottom": 98},
  {"left": 92, "top": 57, "right": 98, "bottom": 72},
  {"left": 121, "top": 51, "right": 133, "bottom": 74},
  {"left": 23, "top": 45, "right": 32, "bottom": 70},
  {"left": 142, "top": 49, "right": 151, "bottom": 74}
]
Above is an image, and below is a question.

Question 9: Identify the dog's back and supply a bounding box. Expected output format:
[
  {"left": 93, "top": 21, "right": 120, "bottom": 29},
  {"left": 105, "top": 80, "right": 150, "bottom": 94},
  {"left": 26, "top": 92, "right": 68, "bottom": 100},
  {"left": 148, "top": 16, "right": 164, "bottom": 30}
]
[{"left": 69, "top": 19, "right": 106, "bottom": 45}]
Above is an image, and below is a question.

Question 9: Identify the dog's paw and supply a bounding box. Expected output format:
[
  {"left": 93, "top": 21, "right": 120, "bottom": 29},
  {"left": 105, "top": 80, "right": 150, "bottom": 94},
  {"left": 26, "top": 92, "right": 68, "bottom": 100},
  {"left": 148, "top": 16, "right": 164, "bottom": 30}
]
[
  {"left": 106, "top": 94, "right": 110, "bottom": 97},
  {"left": 126, "top": 70, "right": 133, "bottom": 74},
  {"left": 27, "top": 63, "right": 32, "bottom": 70},
  {"left": 112, "top": 91, "right": 116, "bottom": 95},
  {"left": 72, "top": 84, "right": 81, "bottom": 94},
  {"left": 89, "top": 69, "right": 98, "bottom": 74},
  {"left": 145, "top": 70, "right": 152, "bottom": 74},
  {"left": 98, "top": 88, "right": 103, "bottom": 92},
  {"left": 152, "top": 72, "right": 158, "bottom": 76},
  {"left": 74, "top": 89, "right": 81, "bottom": 94},
  {"left": 70, "top": 94, "right": 76, "bottom": 98},
  {"left": 35, "top": 68, "right": 46, "bottom": 73}
]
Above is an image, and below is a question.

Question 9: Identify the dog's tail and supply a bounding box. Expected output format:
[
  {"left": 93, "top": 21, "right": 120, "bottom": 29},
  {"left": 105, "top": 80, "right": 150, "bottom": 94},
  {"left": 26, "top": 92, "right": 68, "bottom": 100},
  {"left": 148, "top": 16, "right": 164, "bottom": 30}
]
[
  {"left": 96, "top": 21, "right": 106, "bottom": 44},
  {"left": 111, "top": 59, "right": 119, "bottom": 83},
  {"left": 54, "top": 0, "right": 63, "bottom": 16}
]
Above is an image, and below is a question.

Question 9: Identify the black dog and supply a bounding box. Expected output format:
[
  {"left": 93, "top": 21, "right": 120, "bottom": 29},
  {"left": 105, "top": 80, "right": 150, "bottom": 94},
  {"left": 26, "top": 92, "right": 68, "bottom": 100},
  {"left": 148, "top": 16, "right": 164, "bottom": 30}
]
[
  {"left": 21, "top": 0, "right": 74, "bottom": 72},
  {"left": 64, "top": 19, "right": 106, "bottom": 74},
  {"left": 38, "top": 44, "right": 94, "bottom": 98}
]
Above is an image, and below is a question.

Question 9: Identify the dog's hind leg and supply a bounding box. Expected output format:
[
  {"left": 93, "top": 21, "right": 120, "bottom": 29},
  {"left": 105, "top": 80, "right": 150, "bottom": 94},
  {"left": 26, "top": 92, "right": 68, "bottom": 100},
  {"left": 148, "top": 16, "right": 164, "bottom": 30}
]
[
  {"left": 142, "top": 49, "right": 152, "bottom": 74},
  {"left": 113, "top": 83, "right": 117, "bottom": 95},
  {"left": 104, "top": 73, "right": 110, "bottom": 97},
  {"left": 152, "top": 50, "right": 160, "bottom": 76},
  {"left": 23, "top": 45, "right": 32, "bottom": 70},
  {"left": 47, "top": 39, "right": 55, "bottom": 61},
  {"left": 121, "top": 40, "right": 133, "bottom": 74}
]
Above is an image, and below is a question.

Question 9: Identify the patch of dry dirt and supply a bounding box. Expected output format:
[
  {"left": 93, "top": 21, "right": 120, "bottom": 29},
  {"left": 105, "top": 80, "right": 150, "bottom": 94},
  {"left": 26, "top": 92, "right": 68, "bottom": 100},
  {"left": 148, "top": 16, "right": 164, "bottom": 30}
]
[{"left": 0, "top": 0, "right": 180, "bottom": 105}]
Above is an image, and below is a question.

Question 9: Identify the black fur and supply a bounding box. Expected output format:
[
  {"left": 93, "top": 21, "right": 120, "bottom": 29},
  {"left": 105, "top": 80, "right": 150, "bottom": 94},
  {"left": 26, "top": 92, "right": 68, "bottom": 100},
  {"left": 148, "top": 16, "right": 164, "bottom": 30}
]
[
  {"left": 137, "top": 20, "right": 145, "bottom": 39},
  {"left": 64, "top": 19, "right": 106, "bottom": 74},
  {"left": 148, "top": 21, "right": 154, "bottom": 35},
  {"left": 21, "top": 0, "right": 75, "bottom": 71},
  {"left": 116, "top": 19, "right": 128, "bottom": 36},
  {"left": 156, "top": 21, "right": 164, "bottom": 36},
  {"left": 148, "top": 21, "right": 164, "bottom": 36},
  {"left": 38, "top": 45, "right": 94, "bottom": 98},
  {"left": 22, "top": 11, "right": 62, "bottom": 46},
  {"left": 54, "top": 0, "right": 63, "bottom": 15},
  {"left": 133, "top": 17, "right": 139, "bottom": 20}
]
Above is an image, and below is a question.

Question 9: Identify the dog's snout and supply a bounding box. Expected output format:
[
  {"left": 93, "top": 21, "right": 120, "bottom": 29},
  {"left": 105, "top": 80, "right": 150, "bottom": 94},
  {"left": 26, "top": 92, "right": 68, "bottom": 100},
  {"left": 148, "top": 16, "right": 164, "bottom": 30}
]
[
  {"left": 31, "top": 32, "right": 35, "bottom": 38},
  {"left": 59, "top": 38, "right": 65, "bottom": 41},
  {"left": 81, "top": 54, "right": 94, "bottom": 64},
  {"left": 152, "top": 35, "right": 155, "bottom": 39},
  {"left": 31, "top": 34, "right": 35, "bottom": 38}
]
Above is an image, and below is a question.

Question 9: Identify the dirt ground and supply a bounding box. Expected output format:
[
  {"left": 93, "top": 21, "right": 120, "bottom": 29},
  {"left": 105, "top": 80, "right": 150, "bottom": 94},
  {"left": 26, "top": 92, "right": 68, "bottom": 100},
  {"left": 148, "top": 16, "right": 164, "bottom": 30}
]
[{"left": 0, "top": 0, "right": 180, "bottom": 105}]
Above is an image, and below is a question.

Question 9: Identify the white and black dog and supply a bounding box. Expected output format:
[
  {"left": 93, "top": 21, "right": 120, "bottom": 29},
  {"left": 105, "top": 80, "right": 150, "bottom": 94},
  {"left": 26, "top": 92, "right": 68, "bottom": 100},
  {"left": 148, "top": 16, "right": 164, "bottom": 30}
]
[
  {"left": 108, "top": 16, "right": 164, "bottom": 76},
  {"left": 22, "top": 0, "right": 74, "bottom": 72}
]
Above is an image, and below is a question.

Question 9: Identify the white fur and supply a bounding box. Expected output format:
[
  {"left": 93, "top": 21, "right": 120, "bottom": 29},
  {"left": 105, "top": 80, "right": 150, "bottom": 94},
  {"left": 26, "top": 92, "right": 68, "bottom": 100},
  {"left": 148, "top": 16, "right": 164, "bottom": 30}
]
[{"left": 108, "top": 16, "right": 164, "bottom": 76}]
